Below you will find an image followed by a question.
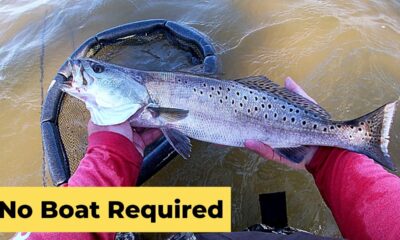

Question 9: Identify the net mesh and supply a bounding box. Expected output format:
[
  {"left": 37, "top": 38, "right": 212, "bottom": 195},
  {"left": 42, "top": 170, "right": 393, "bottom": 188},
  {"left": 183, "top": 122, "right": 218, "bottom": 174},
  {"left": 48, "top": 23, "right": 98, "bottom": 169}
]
[{"left": 57, "top": 30, "right": 202, "bottom": 175}]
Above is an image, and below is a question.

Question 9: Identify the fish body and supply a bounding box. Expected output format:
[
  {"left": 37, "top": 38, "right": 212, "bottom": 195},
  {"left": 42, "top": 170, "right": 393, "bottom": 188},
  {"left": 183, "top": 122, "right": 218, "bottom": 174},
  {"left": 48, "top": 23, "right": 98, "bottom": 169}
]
[{"left": 63, "top": 58, "right": 397, "bottom": 170}]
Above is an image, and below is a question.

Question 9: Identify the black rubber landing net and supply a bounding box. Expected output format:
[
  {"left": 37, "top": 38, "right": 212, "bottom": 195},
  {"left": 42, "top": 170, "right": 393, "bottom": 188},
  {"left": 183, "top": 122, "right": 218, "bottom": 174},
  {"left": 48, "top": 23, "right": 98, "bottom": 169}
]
[{"left": 41, "top": 19, "right": 220, "bottom": 186}]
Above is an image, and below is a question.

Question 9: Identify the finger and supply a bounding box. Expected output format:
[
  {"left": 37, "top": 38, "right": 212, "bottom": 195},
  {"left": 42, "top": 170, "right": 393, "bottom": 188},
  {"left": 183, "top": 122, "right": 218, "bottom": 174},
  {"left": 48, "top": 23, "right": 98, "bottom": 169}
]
[
  {"left": 284, "top": 77, "right": 317, "bottom": 103},
  {"left": 245, "top": 140, "right": 305, "bottom": 169},
  {"left": 245, "top": 140, "right": 278, "bottom": 161},
  {"left": 140, "top": 128, "right": 163, "bottom": 146},
  {"left": 132, "top": 132, "right": 145, "bottom": 156}
]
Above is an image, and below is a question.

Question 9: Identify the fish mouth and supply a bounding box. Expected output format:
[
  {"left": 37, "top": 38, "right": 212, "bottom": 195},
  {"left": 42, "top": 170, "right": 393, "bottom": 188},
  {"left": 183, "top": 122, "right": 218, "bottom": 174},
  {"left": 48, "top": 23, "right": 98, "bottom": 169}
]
[{"left": 61, "top": 59, "right": 85, "bottom": 91}]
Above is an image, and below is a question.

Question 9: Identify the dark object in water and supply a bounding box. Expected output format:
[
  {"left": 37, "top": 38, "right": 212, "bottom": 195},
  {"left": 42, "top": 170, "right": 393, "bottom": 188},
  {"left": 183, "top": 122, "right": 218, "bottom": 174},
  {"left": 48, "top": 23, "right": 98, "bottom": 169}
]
[{"left": 259, "top": 192, "right": 288, "bottom": 228}]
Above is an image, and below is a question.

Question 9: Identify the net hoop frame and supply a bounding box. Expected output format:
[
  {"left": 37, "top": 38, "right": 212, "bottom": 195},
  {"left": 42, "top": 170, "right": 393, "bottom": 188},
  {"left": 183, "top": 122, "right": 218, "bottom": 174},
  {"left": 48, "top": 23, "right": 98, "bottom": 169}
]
[{"left": 41, "top": 19, "right": 219, "bottom": 186}]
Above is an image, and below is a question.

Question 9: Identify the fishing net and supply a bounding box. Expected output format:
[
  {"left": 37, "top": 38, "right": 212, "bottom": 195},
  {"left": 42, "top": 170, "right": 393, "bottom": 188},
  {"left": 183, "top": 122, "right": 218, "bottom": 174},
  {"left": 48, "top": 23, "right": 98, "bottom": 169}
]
[{"left": 41, "top": 19, "right": 219, "bottom": 186}]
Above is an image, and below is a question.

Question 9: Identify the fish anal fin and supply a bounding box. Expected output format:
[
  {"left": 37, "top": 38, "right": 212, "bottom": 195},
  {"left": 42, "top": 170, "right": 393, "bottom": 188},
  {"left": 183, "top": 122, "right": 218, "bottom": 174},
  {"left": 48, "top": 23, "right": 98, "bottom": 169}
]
[
  {"left": 148, "top": 106, "right": 189, "bottom": 122},
  {"left": 275, "top": 146, "right": 312, "bottom": 163},
  {"left": 161, "top": 128, "right": 192, "bottom": 159}
]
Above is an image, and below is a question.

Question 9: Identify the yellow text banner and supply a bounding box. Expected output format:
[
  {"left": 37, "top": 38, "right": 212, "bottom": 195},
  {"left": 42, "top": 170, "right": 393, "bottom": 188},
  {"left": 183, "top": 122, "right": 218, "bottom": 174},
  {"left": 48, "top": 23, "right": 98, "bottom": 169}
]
[{"left": 0, "top": 187, "right": 231, "bottom": 232}]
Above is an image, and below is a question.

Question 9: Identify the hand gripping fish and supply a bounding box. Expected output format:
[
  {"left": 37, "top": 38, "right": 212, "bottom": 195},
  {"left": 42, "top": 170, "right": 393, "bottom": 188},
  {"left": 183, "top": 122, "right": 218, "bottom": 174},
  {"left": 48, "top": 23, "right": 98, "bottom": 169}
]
[{"left": 62, "top": 58, "right": 398, "bottom": 170}]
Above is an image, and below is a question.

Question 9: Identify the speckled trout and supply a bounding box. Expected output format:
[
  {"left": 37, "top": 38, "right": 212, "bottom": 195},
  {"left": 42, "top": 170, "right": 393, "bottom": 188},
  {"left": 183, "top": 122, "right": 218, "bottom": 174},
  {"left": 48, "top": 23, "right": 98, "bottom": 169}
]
[{"left": 62, "top": 58, "right": 398, "bottom": 170}]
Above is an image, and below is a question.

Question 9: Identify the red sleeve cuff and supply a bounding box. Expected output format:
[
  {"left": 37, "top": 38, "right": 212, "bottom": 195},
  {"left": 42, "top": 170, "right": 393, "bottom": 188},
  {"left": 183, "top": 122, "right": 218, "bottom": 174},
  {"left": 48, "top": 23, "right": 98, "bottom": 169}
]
[
  {"left": 305, "top": 146, "right": 336, "bottom": 174},
  {"left": 88, "top": 131, "right": 139, "bottom": 160},
  {"left": 66, "top": 131, "right": 143, "bottom": 187}
]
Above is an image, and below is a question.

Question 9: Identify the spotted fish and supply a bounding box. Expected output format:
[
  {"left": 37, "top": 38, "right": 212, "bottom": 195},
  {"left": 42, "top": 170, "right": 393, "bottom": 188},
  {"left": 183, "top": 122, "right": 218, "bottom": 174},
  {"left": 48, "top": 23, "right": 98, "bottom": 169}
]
[{"left": 63, "top": 58, "right": 398, "bottom": 170}]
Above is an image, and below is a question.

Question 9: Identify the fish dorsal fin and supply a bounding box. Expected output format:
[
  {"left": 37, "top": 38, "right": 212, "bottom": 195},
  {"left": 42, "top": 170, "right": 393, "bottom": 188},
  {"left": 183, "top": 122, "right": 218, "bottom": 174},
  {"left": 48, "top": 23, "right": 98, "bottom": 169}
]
[
  {"left": 233, "top": 76, "right": 331, "bottom": 119},
  {"left": 234, "top": 76, "right": 280, "bottom": 91},
  {"left": 178, "top": 64, "right": 218, "bottom": 78}
]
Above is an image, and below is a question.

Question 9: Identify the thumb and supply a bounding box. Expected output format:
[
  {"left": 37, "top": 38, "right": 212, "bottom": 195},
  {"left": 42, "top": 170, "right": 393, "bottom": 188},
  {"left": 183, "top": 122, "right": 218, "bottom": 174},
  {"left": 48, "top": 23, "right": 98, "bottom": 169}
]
[{"left": 284, "top": 77, "right": 317, "bottom": 103}]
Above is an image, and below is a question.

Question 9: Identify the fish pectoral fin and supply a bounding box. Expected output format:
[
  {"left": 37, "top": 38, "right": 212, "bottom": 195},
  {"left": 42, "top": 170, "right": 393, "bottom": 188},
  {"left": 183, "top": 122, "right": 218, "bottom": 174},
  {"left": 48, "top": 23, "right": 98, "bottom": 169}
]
[
  {"left": 148, "top": 106, "right": 189, "bottom": 122},
  {"left": 274, "top": 146, "right": 312, "bottom": 163},
  {"left": 161, "top": 128, "right": 192, "bottom": 159}
]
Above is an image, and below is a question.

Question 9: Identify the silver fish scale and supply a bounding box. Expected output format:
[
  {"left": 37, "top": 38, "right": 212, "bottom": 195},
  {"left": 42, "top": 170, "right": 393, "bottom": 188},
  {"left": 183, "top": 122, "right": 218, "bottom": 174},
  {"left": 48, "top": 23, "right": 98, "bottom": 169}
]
[{"left": 143, "top": 72, "right": 350, "bottom": 149}]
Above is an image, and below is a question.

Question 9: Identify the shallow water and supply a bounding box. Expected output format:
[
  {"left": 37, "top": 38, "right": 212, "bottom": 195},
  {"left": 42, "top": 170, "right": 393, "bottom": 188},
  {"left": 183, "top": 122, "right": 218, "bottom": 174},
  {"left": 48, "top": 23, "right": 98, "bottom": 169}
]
[{"left": 1, "top": 0, "right": 400, "bottom": 238}]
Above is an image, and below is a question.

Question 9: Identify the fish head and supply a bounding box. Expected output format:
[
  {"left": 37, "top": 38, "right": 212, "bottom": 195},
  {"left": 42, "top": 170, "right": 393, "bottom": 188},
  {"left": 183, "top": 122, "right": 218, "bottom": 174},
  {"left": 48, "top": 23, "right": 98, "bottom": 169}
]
[{"left": 62, "top": 58, "right": 150, "bottom": 125}]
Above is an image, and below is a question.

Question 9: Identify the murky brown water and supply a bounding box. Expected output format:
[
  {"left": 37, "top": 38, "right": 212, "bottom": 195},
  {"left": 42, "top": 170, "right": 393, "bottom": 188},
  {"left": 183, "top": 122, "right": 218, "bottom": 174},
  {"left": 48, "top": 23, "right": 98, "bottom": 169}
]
[{"left": 1, "top": 0, "right": 400, "bottom": 238}]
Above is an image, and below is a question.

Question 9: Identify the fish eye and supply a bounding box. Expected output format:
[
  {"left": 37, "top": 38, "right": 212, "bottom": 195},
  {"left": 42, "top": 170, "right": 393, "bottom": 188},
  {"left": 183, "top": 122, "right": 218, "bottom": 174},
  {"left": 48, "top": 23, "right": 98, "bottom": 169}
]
[{"left": 91, "top": 63, "right": 104, "bottom": 73}]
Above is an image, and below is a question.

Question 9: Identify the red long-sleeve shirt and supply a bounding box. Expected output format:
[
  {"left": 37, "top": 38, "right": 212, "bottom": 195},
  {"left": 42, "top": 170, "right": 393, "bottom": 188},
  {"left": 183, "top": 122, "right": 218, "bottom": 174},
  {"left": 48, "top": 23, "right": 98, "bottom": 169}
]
[
  {"left": 17, "top": 132, "right": 141, "bottom": 240},
  {"left": 18, "top": 132, "right": 400, "bottom": 240},
  {"left": 307, "top": 147, "right": 400, "bottom": 240}
]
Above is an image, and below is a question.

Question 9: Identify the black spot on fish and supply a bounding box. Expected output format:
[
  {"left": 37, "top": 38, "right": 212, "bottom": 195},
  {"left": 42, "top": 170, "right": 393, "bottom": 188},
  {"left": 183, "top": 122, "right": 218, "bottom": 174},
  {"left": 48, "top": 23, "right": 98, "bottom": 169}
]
[
  {"left": 209, "top": 94, "right": 212, "bottom": 98},
  {"left": 323, "top": 128, "right": 327, "bottom": 132},
  {"left": 248, "top": 109, "right": 251, "bottom": 113},
  {"left": 203, "top": 83, "right": 206, "bottom": 87},
  {"left": 244, "top": 96, "right": 247, "bottom": 100},
  {"left": 289, "top": 108, "right": 293, "bottom": 112},
  {"left": 337, "top": 125, "right": 341, "bottom": 128},
  {"left": 274, "top": 113, "right": 277, "bottom": 118},
  {"left": 217, "top": 91, "right": 221, "bottom": 95},
  {"left": 313, "top": 124, "right": 317, "bottom": 129},
  {"left": 283, "top": 117, "right": 286, "bottom": 121},
  {"left": 240, "top": 103, "right": 243, "bottom": 107},
  {"left": 211, "top": 87, "right": 214, "bottom": 91},
  {"left": 264, "top": 113, "right": 268, "bottom": 119},
  {"left": 268, "top": 104, "right": 272, "bottom": 109},
  {"left": 219, "top": 86, "right": 222, "bottom": 90},
  {"left": 200, "top": 91, "right": 203, "bottom": 95},
  {"left": 282, "top": 105, "right": 286, "bottom": 109},
  {"left": 302, "top": 121, "right": 306, "bottom": 125},
  {"left": 232, "top": 100, "right": 235, "bottom": 104},
  {"left": 291, "top": 118, "right": 295, "bottom": 123},
  {"left": 263, "top": 97, "right": 266, "bottom": 100},
  {"left": 254, "top": 107, "right": 258, "bottom": 111},
  {"left": 193, "top": 88, "right": 196, "bottom": 92},
  {"left": 225, "top": 96, "right": 228, "bottom": 100},
  {"left": 220, "top": 99, "right": 223, "bottom": 103},
  {"left": 261, "top": 104, "right": 265, "bottom": 108},
  {"left": 296, "top": 109, "right": 300, "bottom": 113},
  {"left": 255, "top": 97, "right": 258, "bottom": 101},
  {"left": 330, "top": 126, "right": 334, "bottom": 130},
  {"left": 360, "top": 122, "right": 364, "bottom": 125},
  {"left": 358, "top": 128, "right": 362, "bottom": 131},
  {"left": 227, "top": 88, "right": 231, "bottom": 91}
]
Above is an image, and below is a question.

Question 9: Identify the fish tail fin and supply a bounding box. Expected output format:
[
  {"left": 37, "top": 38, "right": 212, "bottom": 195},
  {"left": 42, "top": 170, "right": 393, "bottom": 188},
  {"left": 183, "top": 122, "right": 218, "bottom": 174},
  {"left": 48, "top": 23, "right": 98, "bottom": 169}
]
[{"left": 347, "top": 100, "right": 398, "bottom": 170}]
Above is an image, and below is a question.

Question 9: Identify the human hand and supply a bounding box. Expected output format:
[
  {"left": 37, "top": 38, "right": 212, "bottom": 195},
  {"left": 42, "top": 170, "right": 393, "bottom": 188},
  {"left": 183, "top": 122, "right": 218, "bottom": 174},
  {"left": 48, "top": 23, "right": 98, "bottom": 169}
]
[
  {"left": 88, "top": 120, "right": 162, "bottom": 156},
  {"left": 244, "top": 77, "right": 318, "bottom": 169}
]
